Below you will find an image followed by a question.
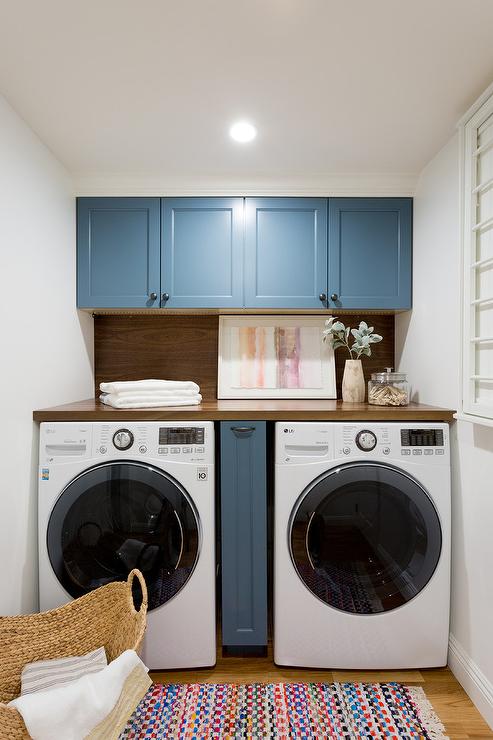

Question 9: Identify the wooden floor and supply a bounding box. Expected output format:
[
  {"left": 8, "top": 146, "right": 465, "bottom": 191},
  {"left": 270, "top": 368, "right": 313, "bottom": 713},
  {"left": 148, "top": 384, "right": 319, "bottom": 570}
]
[{"left": 150, "top": 644, "right": 492, "bottom": 739}]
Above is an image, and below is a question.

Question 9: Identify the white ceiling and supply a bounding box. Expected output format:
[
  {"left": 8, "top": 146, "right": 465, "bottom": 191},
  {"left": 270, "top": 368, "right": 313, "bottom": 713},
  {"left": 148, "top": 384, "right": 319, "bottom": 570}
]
[{"left": 1, "top": 0, "right": 493, "bottom": 193}]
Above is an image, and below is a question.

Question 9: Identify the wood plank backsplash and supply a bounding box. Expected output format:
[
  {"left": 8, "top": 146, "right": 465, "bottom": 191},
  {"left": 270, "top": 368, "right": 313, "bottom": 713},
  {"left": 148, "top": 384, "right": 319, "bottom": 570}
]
[{"left": 94, "top": 315, "right": 395, "bottom": 400}]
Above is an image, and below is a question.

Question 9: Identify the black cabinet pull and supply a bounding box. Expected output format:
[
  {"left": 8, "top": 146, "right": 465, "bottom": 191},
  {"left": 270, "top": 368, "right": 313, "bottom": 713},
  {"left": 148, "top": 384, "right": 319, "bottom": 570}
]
[{"left": 232, "top": 426, "right": 255, "bottom": 436}]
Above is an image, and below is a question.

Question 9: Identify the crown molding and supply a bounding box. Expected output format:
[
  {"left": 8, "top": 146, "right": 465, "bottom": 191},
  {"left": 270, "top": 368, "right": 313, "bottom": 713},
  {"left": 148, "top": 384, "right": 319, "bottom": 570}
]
[{"left": 73, "top": 172, "right": 418, "bottom": 197}]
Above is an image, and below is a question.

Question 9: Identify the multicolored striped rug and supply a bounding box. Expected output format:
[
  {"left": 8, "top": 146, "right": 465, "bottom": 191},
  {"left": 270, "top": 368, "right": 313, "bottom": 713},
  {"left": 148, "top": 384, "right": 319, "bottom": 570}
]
[{"left": 120, "top": 681, "right": 448, "bottom": 739}]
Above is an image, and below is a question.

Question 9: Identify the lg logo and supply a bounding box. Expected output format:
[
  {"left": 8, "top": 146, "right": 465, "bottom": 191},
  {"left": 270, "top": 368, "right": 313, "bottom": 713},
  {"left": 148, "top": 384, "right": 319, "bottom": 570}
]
[
  {"left": 284, "top": 428, "right": 294, "bottom": 434},
  {"left": 197, "top": 468, "right": 208, "bottom": 481}
]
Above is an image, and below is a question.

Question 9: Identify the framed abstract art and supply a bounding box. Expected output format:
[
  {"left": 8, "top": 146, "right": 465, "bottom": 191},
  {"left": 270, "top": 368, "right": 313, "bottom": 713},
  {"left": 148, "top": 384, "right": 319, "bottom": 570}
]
[{"left": 217, "top": 316, "right": 336, "bottom": 399}]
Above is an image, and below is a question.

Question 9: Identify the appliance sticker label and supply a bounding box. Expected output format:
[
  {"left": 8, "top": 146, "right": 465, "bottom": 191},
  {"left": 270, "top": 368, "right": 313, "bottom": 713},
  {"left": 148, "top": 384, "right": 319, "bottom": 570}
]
[
  {"left": 196, "top": 467, "right": 208, "bottom": 481},
  {"left": 41, "top": 468, "right": 49, "bottom": 481}
]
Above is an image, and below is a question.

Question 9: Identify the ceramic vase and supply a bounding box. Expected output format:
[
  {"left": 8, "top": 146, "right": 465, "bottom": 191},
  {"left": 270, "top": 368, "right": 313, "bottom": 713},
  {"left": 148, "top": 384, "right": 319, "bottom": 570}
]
[{"left": 342, "top": 359, "right": 365, "bottom": 402}]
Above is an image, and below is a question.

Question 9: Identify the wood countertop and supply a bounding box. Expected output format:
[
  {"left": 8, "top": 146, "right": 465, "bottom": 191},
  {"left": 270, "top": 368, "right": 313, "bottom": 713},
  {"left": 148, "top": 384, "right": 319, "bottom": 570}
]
[{"left": 33, "top": 399, "right": 456, "bottom": 422}]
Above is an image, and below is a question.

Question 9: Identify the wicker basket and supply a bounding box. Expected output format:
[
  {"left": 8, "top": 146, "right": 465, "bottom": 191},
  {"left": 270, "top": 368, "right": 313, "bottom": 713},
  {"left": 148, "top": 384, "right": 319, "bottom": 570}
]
[{"left": 0, "top": 569, "right": 148, "bottom": 739}]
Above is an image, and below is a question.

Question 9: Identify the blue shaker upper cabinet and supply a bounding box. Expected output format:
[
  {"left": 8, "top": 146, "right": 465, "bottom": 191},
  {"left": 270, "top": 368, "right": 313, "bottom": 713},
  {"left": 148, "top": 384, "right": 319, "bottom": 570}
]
[
  {"left": 244, "top": 198, "right": 328, "bottom": 308},
  {"left": 161, "top": 198, "right": 244, "bottom": 308},
  {"left": 77, "top": 198, "right": 161, "bottom": 308},
  {"left": 328, "top": 198, "right": 412, "bottom": 310}
]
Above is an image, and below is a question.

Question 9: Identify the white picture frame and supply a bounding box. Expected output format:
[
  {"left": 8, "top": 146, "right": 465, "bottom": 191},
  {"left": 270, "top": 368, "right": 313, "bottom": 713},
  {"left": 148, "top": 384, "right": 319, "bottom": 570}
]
[{"left": 218, "top": 316, "right": 336, "bottom": 399}]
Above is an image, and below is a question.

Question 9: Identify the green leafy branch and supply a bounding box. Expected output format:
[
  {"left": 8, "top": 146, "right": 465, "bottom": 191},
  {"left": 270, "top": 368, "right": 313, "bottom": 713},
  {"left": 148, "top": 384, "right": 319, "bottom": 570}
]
[{"left": 322, "top": 318, "right": 383, "bottom": 359}]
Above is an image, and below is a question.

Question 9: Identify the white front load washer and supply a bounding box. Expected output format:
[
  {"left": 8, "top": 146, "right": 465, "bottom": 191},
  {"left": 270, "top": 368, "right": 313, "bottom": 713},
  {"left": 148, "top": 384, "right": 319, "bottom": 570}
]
[
  {"left": 38, "top": 421, "right": 215, "bottom": 670},
  {"left": 274, "top": 422, "right": 450, "bottom": 669}
]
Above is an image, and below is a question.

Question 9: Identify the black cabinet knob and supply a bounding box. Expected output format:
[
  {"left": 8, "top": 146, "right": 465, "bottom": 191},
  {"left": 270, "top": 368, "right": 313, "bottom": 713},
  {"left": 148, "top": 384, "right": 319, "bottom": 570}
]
[
  {"left": 319, "top": 293, "right": 327, "bottom": 303},
  {"left": 330, "top": 293, "right": 338, "bottom": 301},
  {"left": 149, "top": 292, "right": 157, "bottom": 301}
]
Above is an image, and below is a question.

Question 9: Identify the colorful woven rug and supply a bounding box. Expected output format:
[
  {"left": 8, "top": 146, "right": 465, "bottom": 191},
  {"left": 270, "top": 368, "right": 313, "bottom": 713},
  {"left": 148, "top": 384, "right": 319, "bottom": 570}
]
[{"left": 120, "top": 681, "right": 448, "bottom": 739}]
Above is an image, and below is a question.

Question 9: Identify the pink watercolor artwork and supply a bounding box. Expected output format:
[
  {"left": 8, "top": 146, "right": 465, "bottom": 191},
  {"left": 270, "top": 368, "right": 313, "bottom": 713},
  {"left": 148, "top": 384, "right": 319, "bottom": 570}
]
[
  {"left": 230, "top": 325, "right": 323, "bottom": 389},
  {"left": 218, "top": 316, "right": 336, "bottom": 399}
]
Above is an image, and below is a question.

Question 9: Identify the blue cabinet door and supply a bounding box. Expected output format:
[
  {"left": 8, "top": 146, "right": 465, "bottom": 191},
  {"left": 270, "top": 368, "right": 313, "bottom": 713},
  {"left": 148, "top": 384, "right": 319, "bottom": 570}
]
[
  {"left": 244, "top": 198, "right": 327, "bottom": 308},
  {"left": 161, "top": 198, "right": 244, "bottom": 308},
  {"left": 220, "top": 422, "right": 267, "bottom": 649},
  {"left": 328, "top": 198, "right": 412, "bottom": 309},
  {"left": 77, "top": 198, "right": 161, "bottom": 308}
]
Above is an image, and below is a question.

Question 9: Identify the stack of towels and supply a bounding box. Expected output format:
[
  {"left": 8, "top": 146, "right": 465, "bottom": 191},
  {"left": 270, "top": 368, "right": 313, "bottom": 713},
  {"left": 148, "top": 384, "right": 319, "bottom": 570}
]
[{"left": 99, "top": 379, "right": 202, "bottom": 409}]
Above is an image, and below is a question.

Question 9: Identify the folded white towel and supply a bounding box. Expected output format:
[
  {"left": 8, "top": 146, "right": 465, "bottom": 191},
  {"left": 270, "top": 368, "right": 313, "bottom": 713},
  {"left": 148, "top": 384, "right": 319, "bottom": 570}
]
[
  {"left": 103, "top": 389, "right": 200, "bottom": 398},
  {"left": 101, "top": 393, "right": 202, "bottom": 405},
  {"left": 10, "top": 650, "right": 147, "bottom": 740},
  {"left": 100, "top": 379, "right": 200, "bottom": 394},
  {"left": 100, "top": 394, "right": 202, "bottom": 409}
]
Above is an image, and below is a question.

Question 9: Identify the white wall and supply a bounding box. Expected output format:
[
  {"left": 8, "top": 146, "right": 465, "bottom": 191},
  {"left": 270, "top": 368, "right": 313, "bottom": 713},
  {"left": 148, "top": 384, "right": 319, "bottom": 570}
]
[
  {"left": 0, "top": 94, "right": 94, "bottom": 615},
  {"left": 395, "top": 135, "right": 461, "bottom": 409},
  {"left": 396, "top": 134, "right": 493, "bottom": 727}
]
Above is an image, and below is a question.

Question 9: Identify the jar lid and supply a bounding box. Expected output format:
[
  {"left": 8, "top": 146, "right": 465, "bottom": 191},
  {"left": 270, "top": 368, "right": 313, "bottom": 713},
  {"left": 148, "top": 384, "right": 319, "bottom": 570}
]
[{"left": 371, "top": 367, "right": 407, "bottom": 383}]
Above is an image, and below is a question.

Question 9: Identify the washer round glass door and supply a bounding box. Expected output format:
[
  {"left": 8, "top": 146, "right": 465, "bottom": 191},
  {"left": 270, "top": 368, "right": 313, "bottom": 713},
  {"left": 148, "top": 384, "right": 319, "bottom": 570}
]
[
  {"left": 47, "top": 461, "right": 200, "bottom": 610},
  {"left": 290, "top": 462, "right": 442, "bottom": 614}
]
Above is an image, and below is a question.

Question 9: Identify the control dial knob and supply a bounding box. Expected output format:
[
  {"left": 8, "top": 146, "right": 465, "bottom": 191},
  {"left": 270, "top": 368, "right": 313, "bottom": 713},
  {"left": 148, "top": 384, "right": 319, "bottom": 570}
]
[
  {"left": 355, "top": 429, "right": 377, "bottom": 451},
  {"left": 112, "top": 429, "right": 134, "bottom": 451}
]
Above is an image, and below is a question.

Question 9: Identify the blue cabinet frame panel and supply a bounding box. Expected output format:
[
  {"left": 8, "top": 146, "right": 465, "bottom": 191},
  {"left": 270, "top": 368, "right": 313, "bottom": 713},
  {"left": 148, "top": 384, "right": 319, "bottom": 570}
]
[
  {"left": 77, "top": 197, "right": 161, "bottom": 308},
  {"left": 244, "top": 198, "right": 328, "bottom": 308},
  {"left": 328, "top": 197, "right": 412, "bottom": 310},
  {"left": 220, "top": 422, "right": 267, "bottom": 648},
  {"left": 161, "top": 198, "right": 244, "bottom": 308}
]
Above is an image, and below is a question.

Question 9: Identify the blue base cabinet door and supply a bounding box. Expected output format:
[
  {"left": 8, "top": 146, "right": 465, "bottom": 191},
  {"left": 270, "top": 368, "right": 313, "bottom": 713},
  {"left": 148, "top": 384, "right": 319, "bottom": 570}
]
[
  {"left": 244, "top": 198, "right": 328, "bottom": 308},
  {"left": 328, "top": 197, "right": 412, "bottom": 310},
  {"left": 161, "top": 198, "right": 244, "bottom": 308},
  {"left": 220, "top": 422, "right": 267, "bottom": 650},
  {"left": 77, "top": 198, "right": 161, "bottom": 308}
]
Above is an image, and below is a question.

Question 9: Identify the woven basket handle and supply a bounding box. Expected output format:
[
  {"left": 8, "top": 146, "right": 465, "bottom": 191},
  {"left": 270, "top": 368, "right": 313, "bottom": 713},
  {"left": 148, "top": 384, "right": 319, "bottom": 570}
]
[{"left": 127, "top": 569, "right": 148, "bottom": 615}]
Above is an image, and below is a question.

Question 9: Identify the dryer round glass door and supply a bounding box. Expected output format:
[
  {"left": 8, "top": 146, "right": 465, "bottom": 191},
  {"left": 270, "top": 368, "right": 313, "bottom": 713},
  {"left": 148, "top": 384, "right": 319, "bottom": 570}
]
[
  {"left": 289, "top": 462, "right": 442, "bottom": 614},
  {"left": 47, "top": 461, "right": 200, "bottom": 610}
]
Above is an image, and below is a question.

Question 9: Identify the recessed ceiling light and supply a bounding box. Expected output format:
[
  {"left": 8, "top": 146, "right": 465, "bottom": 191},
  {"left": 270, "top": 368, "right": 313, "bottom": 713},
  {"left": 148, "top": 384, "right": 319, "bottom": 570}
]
[{"left": 229, "top": 121, "right": 257, "bottom": 143}]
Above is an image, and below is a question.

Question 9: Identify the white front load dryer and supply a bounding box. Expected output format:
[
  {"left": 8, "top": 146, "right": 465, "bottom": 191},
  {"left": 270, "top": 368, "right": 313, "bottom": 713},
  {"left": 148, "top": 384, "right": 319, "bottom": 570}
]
[
  {"left": 274, "top": 422, "right": 451, "bottom": 669},
  {"left": 38, "top": 421, "right": 215, "bottom": 670}
]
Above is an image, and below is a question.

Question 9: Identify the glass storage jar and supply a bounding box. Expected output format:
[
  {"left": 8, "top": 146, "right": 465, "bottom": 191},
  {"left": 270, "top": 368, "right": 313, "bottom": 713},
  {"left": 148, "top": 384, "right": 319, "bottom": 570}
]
[{"left": 368, "top": 368, "right": 409, "bottom": 406}]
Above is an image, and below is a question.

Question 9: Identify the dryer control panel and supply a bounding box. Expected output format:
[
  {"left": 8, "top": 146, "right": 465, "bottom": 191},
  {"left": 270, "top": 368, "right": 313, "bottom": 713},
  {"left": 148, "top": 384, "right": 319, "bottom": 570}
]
[
  {"left": 275, "top": 422, "right": 449, "bottom": 464},
  {"left": 335, "top": 423, "right": 449, "bottom": 463}
]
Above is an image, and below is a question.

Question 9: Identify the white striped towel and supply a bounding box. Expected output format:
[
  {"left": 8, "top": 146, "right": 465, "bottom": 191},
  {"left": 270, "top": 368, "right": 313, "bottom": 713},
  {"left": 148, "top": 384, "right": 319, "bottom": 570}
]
[
  {"left": 20, "top": 647, "right": 107, "bottom": 696},
  {"left": 100, "top": 394, "right": 202, "bottom": 409},
  {"left": 100, "top": 379, "right": 200, "bottom": 394},
  {"left": 10, "top": 650, "right": 148, "bottom": 740}
]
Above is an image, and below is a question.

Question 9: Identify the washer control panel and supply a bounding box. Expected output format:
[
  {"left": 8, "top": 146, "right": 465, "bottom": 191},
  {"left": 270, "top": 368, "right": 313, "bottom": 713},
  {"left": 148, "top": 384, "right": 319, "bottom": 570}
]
[
  {"left": 91, "top": 422, "right": 213, "bottom": 463},
  {"left": 39, "top": 422, "right": 213, "bottom": 464}
]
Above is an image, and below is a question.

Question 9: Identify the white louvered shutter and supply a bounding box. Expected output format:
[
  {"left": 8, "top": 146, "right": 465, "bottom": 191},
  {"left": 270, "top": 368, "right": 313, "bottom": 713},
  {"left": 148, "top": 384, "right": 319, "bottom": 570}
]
[{"left": 463, "top": 95, "right": 493, "bottom": 421}]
